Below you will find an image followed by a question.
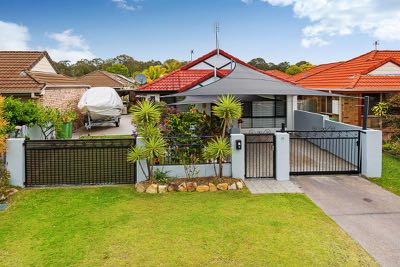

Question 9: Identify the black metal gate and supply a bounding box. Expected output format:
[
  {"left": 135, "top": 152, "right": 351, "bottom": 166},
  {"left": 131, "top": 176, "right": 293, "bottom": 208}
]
[
  {"left": 245, "top": 134, "right": 275, "bottom": 178},
  {"left": 25, "top": 138, "right": 136, "bottom": 187},
  {"left": 286, "top": 130, "right": 361, "bottom": 175}
]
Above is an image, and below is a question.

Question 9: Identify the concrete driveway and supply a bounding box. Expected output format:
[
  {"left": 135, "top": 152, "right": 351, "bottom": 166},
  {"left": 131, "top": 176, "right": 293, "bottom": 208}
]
[
  {"left": 73, "top": 115, "right": 135, "bottom": 138},
  {"left": 293, "top": 175, "right": 400, "bottom": 267}
]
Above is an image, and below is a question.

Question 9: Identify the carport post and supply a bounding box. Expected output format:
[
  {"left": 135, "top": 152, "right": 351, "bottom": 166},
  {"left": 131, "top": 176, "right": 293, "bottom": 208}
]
[
  {"left": 274, "top": 132, "right": 290, "bottom": 181},
  {"left": 6, "top": 138, "right": 25, "bottom": 187}
]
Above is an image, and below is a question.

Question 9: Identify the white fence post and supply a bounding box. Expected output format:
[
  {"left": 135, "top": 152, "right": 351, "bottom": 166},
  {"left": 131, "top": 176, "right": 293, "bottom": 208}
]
[
  {"left": 6, "top": 138, "right": 25, "bottom": 187},
  {"left": 230, "top": 134, "right": 245, "bottom": 179},
  {"left": 135, "top": 137, "right": 148, "bottom": 183},
  {"left": 361, "top": 130, "right": 382, "bottom": 178},
  {"left": 275, "top": 132, "right": 290, "bottom": 181}
]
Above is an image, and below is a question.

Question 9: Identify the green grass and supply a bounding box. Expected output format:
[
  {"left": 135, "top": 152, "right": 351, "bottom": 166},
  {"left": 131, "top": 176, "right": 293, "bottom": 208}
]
[
  {"left": 79, "top": 135, "right": 133, "bottom": 139},
  {"left": 0, "top": 188, "right": 375, "bottom": 266},
  {"left": 369, "top": 153, "right": 400, "bottom": 196}
]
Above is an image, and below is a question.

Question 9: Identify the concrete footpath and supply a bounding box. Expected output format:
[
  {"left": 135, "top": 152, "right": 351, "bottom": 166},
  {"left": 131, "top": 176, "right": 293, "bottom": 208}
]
[{"left": 293, "top": 175, "right": 400, "bottom": 267}]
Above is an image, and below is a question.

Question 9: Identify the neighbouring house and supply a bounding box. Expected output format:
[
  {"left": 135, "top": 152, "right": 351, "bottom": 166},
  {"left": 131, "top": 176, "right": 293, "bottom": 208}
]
[
  {"left": 0, "top": 51, "right": 90, "bottom": 110},
  {"left": 287, "top": 50, "right": 400, "bottom": 129},
  {"left": 77, "top": 70, "right": 136, "bottom": 99}
]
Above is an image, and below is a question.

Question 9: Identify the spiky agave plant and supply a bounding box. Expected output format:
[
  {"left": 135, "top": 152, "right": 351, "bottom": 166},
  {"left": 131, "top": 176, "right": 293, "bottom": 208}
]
[
  {"left": 203, "top": 136, "right": 232, "bottom": 179},
  {"left": 212, "top": 95, "right": 242, "bottom": 137}
]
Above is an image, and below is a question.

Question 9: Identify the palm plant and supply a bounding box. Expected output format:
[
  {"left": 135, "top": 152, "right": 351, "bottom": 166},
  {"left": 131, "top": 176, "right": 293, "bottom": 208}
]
[
  {"left": 142, "top": 66, "right": 167, "bottom": 83},
  {"left": 212, "top": 95, "right": 242, "bottom": 137},
  {"left": 203, "top": 136, "right": 232, "bottom": 179},
  {"left": 127, "top": 99, "right": 166, "bottom": 181}
]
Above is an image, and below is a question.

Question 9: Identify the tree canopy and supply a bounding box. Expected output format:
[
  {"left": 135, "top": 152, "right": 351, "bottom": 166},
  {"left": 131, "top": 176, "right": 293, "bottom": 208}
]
[{"left": 106, "top": 64, "right": 130, "bottom": 77}]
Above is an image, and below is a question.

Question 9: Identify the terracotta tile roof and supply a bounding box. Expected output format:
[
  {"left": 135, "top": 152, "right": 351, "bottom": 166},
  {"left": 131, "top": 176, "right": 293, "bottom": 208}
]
[
  {"left": 263, "top": 70, "right": 291, "bottom": 81},
  {"left": 0, "top": 51, "right": 47, "bottom": 93},
  {"left": 138, "top": 49, "right": 282, "bottom": 92},
  {"left": 0, "top": 51, "right": 89, "bottom": 94},
  {"left": 289, "top": 62, "right": 343, "bottom": 82},
  {"left": 294, "top": 50, "right": 400, "bottom": 92},
  {"left": 139, "top": 69, "right": 230, "bottom": 92},
  {"left": 78, "top": 70, "right": 135, "bottom": 89},
  {"left": 27, "top": 71, "right": 89, "bottom": 88}
]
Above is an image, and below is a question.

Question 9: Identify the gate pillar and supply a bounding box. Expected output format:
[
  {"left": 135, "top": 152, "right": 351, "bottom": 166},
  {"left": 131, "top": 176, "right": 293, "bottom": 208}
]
[
  {"left": 231, "top": 134, "right": 245, "bottom": 179},
  {"left": 6, "top": 138, "right": 25, "bottom": 187},
  {"left": 275, "top": 133, "right": 290, "bottom": 181}
]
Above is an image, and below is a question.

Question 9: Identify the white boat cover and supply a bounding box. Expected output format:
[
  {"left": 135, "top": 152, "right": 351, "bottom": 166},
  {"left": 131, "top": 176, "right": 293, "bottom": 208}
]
[{"left": 78, "top": 87, "right": 123, "bottom": 120}]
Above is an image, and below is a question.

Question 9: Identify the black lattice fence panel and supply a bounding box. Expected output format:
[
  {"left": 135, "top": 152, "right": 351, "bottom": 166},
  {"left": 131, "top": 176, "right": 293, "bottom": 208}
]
[{"left": 25, "top": 138, "right": 136, "bottom": 187}]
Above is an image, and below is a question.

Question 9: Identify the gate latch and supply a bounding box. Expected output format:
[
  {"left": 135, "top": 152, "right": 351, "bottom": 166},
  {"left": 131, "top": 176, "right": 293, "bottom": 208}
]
[{"left": 236, "top": 140, "right": 242, "bottom": 150}]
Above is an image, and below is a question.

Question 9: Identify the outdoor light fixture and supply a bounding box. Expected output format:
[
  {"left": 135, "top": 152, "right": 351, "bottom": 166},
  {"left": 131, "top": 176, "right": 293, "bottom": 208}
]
[{"left": 236, "top": 140, "right": 242, "bottom": 150}]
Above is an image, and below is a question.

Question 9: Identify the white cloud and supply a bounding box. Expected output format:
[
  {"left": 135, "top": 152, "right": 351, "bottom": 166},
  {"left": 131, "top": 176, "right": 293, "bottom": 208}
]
[
  {"left": 241, "top": 0, "right": 253, "bottom": 4},
  {"left": 257, "top": 0, "right": 400, "bottom": 47},
  {"left": 111, "top": 0, "right": 141, "bottom": 11},
  {"left": 0, "top": 21, "right": 30, "bottom": 50},
  {"left": 46, "top": 29, "right": 95, "bottom": 63}
]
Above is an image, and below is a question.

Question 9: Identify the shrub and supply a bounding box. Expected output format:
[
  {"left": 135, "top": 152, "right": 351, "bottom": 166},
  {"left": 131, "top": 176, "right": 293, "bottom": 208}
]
[{"left": 153, "top": 169, "right": 171, "bottom": 184}]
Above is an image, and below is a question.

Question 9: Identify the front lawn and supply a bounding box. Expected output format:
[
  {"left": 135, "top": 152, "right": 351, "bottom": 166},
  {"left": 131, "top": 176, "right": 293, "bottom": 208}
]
[
  {"left": 369, "top": 153, "right": 400, "bottom": 196},
  {"left": 0, "top": 188, "right": 376, "bottom": 266}
]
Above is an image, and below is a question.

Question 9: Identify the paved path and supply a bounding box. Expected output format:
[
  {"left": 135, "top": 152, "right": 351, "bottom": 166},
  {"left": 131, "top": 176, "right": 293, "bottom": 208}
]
[
  {"left": 245, "top": 179, "right": 302, "bottom": 194},
  {"left": 293, "top": 175, "right": 400, "bottom": 267},
  {"left": 73, "top": 115, "right": 135, "bottom": 138}
]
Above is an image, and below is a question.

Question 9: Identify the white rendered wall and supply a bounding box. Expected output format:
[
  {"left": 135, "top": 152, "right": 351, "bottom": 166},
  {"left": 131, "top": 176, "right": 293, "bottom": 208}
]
[
  {"left": 230, "top": 134, "right": 245, "bottom": 179},
  {"left": 31, "top": 57, "right": 57, "bottom": 73},
  {"left": 361, "top": 130, "right": 382, "bottom": 178},
  {"left": 368, "top": 62, "right": 400, "bottom": 75}
]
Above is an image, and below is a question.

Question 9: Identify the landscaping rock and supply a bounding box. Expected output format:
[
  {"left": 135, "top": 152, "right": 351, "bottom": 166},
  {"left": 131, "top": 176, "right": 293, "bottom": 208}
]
[
  {"left": 167, "top": 183, "right": 178, "bottom": 192},
  {"left": 228, "top": 183, "right": 237, "bottom": 190},
  {"left": 209, "top": 183, "right": 218, "bottom": 192},
  {"left": 236, "top": 181, "right": 244, "bottom": 190},
  {"left": 146, "top": 184, "right": 158, "bottom": 194},
  {"left": 186, "top": 182, "right": 197, "bottom": 192},
  {"left": 217, "top": 183, "right": 229, "bottom": 191},
  {"left": 135, "top": 183, "right": 147, "bottom": 193},
  {"left": 6, "top": 188, "right": 18, "bottom": 196},
  {"left": 196, "top": 185, "right": 209, "bottom": 192},
  {"left": 178, "top": 183, "right": 187, "bottom": 192},
  {"left": 158, "top": 185, "right": 167, "bottom": 193}
]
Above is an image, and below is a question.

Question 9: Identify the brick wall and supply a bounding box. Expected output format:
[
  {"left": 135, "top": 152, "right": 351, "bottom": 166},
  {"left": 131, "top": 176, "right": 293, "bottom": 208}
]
[
  {"left": 341, "top": 94, "right": 360, "bottom": 126},
  {"left": 39, "top": 87, "right": 87, "bottom": 110}
]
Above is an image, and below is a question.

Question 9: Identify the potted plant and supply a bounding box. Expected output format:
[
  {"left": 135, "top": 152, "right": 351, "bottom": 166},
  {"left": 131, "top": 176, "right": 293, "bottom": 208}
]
[{"left": 58, "top": 110, "right": 76, "bottom": 139}]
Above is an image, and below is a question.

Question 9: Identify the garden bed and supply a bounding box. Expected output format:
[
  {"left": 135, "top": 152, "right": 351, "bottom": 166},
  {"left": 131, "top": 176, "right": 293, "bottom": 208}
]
[{"left": 135, "top": 177, "right": 244, "bottom": 193}]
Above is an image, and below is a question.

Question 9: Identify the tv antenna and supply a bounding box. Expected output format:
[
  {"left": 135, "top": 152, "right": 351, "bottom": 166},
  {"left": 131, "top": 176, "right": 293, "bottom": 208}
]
[
  {"left": 373, "top": 40, "right": 380, "bottom": 50},
  {"left": 190, "top": 49, "right": 194, "bottom": 61},
  {"left": 215, "top": 22, "right": 220, "bottom": 54}
]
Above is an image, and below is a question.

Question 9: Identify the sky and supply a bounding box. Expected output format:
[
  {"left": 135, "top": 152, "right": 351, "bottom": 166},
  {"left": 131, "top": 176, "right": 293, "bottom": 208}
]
[{"left": 1, "top": 0, "right": 400, "bottom": 65}]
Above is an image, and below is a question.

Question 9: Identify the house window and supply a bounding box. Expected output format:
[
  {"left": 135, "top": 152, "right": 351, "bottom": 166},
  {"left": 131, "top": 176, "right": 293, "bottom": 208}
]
[{"left": 241, "top": 96, "right": 287, "bottom": 128}]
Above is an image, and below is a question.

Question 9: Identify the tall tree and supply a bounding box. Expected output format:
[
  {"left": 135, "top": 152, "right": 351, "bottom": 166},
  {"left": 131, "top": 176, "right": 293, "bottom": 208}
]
[
  {"left": 106, "top": 63, "right": 130, "bottom": 77},
  {"left": 163, "top": 59, "right": 182, "bottom": 73}
]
